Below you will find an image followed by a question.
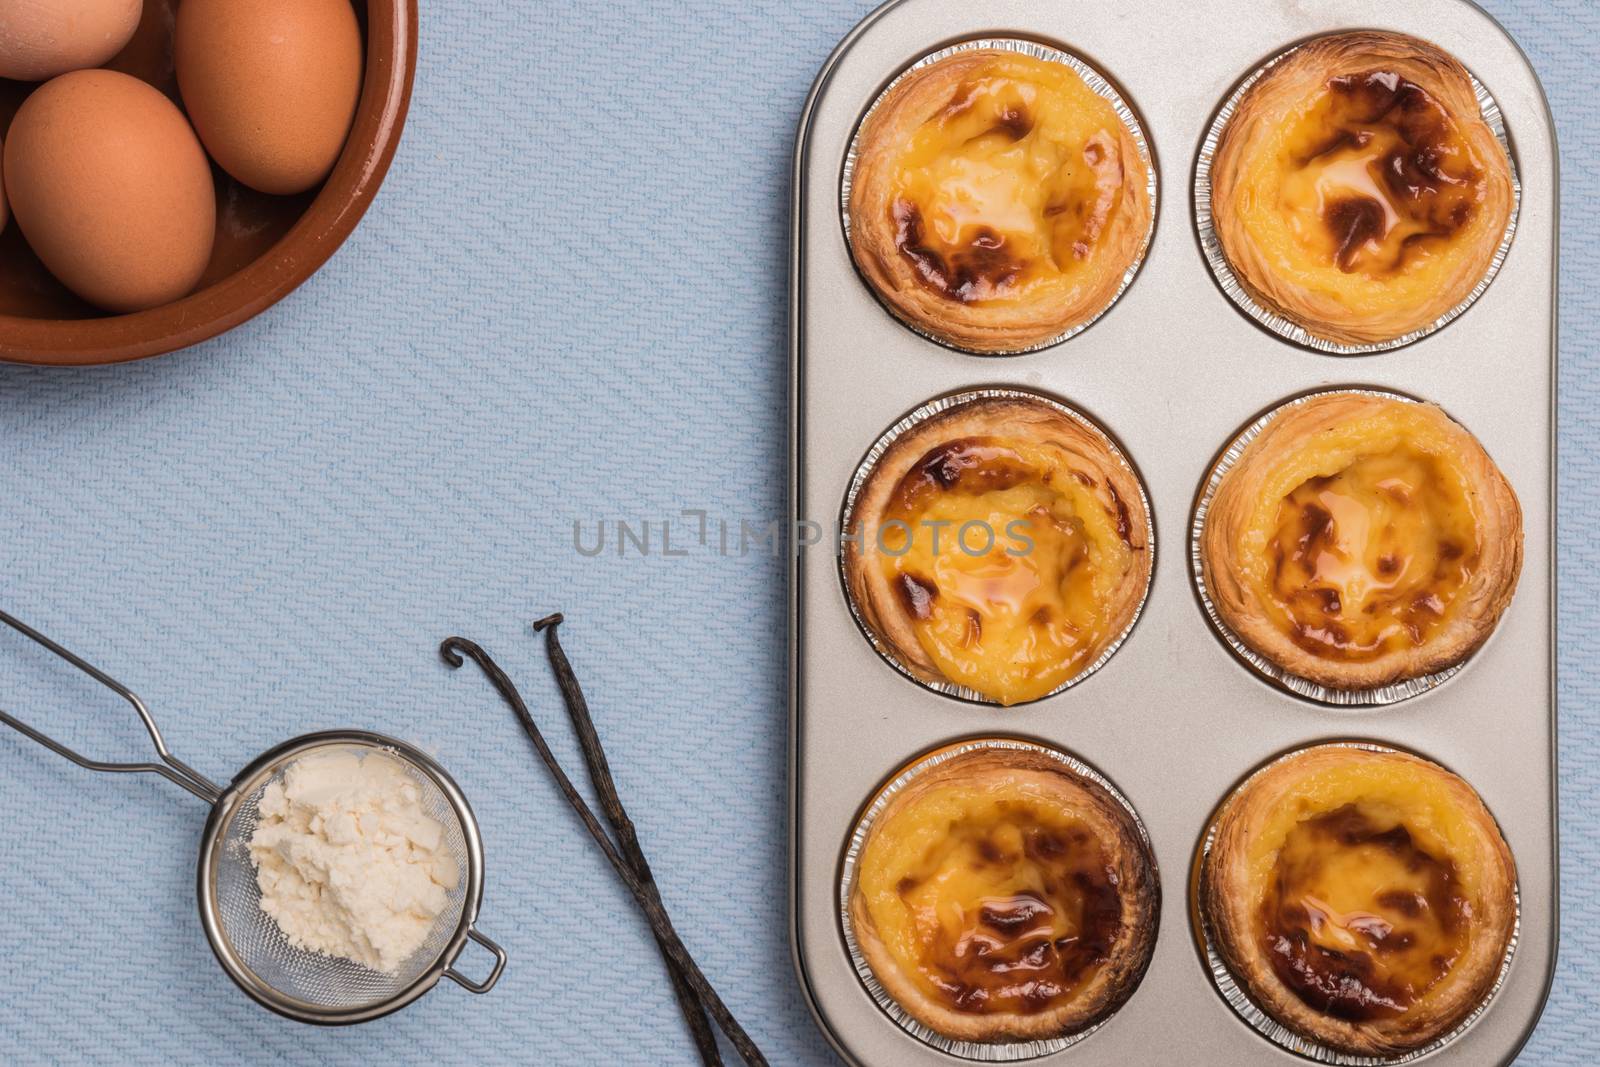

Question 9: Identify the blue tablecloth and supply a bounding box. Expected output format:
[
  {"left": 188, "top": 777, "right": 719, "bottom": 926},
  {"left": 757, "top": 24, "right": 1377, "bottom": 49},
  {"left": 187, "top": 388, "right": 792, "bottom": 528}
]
[{"left": 0, "top": 1, "right": 1594, "bottom": 1063}]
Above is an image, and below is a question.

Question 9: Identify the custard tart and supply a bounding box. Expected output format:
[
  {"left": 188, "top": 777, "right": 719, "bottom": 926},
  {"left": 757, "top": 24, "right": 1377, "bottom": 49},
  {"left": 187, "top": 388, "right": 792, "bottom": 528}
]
[
  {"left": 1199, "top": 392, "right": 1521, "bottom": 692},
  {"left": 1199, "top": 744, "right": 1517, "bottom": 1057},
  {"left": 847, "top": 45, "right": 1153, "bottom": 353},
  {"left": 844, "top": 394, "right": 1152, "bottom": 705},
  {"left": 849, "top": 744, "right": 1158, "bottom": 1043},
  {"left": 1208, "top": 31, "right": 1516, "bottom": 347}
]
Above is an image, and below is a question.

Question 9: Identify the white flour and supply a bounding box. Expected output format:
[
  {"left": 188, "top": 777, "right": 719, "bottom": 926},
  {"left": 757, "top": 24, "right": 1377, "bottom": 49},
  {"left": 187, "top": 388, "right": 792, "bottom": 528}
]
[{"left": 248, "top": 749, "right": 461, "bottom": 973}]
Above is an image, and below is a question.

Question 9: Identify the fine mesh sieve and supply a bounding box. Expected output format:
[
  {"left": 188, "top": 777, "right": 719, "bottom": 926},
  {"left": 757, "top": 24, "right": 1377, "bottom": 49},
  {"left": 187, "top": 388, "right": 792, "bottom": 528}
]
[{"left": 0, "top": 610, "right": 507, "bottom": 1025}]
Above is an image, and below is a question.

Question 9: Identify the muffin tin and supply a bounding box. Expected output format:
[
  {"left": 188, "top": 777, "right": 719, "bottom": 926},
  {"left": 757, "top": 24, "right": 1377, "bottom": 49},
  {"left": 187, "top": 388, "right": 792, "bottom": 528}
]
[{"left": 788, "top": 1, "right": 1556, "bottom": 1064}]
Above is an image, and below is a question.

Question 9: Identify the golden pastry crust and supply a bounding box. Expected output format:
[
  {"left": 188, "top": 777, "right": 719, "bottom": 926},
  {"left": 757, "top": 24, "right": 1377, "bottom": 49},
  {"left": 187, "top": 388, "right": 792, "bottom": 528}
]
[
  {"left": 847, "top": 48, "right": 1152, "bottom": 353},
  {"left": 1210, "top": 31, "right": 1515, "bottom": 346},
  {"left": 844, "top": 395, "right": 1152, "bottom": 705},
  {"left": 1200, "top": 392, "right": 1521, "bottom": 691},
  {"left": 850, "top": 746, "right": 1158, "bottom": 1042},
  {"left": 1199, "top": 745, "right": 1517, "bottom": 1057}
]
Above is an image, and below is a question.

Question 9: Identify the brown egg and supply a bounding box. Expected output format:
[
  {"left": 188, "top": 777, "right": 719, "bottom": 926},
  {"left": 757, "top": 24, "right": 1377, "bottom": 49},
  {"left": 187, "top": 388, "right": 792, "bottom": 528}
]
[
  {"left": 0, "top": 0, "right": 143, "bottom": 82},
  {"left": 0, "top": 134, "right": 8, "bottom": 235},
  {"left": 176, "top": 0, "right": 364, "bottom": 196},
  {"left": 4, "top": 69, "right": 215, "bottom": 313}
]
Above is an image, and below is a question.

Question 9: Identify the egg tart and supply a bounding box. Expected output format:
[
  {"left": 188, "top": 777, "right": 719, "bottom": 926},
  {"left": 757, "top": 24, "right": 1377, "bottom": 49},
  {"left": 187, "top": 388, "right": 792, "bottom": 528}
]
[
  {"left": 1208, "top": 31, "right": 1516, "bottom": 347},
  {"left": 1199, "top": 392, "right": 1521, "bottom": 693},
  {"left": 848, "top": 744, "right": 1158, "bottom": 1044},
  {"left": 844, "top": 394, "right": 1152, "bottom": 705},
  {"left": 1199, "top": 744, "right": 1517, "bottom": 1057},
  {"left": 846, "top": 45, "right": 1153, "bottom": 353}
]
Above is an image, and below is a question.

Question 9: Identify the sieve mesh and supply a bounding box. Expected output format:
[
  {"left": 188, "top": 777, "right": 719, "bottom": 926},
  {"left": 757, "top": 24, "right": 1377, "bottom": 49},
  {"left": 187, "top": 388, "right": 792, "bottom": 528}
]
[{"left": 205, "top": 741, "right": 474, "bottom": 1014}]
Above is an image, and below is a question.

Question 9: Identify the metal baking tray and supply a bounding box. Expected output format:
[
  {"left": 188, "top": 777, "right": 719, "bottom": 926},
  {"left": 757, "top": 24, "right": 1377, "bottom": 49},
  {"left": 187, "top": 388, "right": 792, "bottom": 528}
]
[{"left": 787, "top": 1, "right": 1558, "bottom": 1064}]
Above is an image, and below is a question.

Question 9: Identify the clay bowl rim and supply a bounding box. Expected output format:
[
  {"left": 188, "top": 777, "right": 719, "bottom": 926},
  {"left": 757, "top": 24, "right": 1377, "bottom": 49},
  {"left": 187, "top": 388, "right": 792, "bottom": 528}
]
[{"left": 0, "top": 0, "right": 419, "bottom": 368}]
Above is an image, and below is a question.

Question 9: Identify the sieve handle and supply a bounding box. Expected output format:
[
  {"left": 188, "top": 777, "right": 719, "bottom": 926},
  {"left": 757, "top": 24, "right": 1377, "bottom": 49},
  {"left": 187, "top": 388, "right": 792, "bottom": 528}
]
[
  {"left": 0, "top": 609, "right": 222, "bottom": 805},
  {"left": 443, "top": 927, "right": 507, "bottom": 995}
]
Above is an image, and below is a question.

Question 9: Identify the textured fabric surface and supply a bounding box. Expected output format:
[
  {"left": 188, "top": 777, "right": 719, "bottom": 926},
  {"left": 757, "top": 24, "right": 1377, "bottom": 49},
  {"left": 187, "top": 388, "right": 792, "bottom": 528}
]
[{"left": 0, "top": 1, "right": 1593, "bottom": 1064}]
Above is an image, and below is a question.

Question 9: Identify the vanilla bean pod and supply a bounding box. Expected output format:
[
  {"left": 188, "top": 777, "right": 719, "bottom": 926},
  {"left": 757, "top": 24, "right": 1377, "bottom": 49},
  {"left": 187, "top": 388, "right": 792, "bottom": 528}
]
[
  {"left": 529, "top": 613, "right": 721, "bottom": 1066},
  {"left": 440, "top": 636, "right": 769, "bottom": 1067}
]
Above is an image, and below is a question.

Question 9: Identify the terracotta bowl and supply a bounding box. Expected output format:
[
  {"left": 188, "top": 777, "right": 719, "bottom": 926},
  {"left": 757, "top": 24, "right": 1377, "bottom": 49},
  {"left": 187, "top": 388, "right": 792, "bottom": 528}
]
[{"left": 0, "top": 0, "right": 417, "bottom": 366}]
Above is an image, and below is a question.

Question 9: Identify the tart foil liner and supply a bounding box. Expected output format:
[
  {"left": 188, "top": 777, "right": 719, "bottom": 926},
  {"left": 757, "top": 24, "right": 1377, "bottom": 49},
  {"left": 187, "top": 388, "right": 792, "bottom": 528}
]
[
  {"left": 1191, "top": 741, "right": 1521, "bottom": 1065},
  {"left": 1194, "top": 42, "right": 1521, "bottom": 355},
  {"left": 1190, "top": 388, "right": 1469, "bottom": 706},
  {"left": 841, "top": 388, "right": 1155, "bottom": 705},
  {"left": 840, "top": 37, "right": 1158, "bottom": 356},
  {"left": 840, "top": 738, "right": 1158, "bottom": 1061}
]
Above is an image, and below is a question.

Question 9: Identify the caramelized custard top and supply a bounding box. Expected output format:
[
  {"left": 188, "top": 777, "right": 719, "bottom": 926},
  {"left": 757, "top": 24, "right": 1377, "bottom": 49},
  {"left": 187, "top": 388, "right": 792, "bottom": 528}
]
[
  {"left": 883, "top": 52, "right": 1135, "bottom": 305},
  {"left": 1265, "top": 447, "right": 1479, "bottom": 661},
  {"left": 1226, "top": 749, "right": 1517, "bottom": 1040},
  {"left": 857, "top": 768, "right": 1125, "bottom": 1016},
  {"left": 875, "top": 433, "right": 1141, "bottom": 705},
  {"left": 1277, "top": 69, "right": 1490, "bottom": 278},
  {"left": 1260, "top": 802, "right": 1471, "bottom": 1021}
]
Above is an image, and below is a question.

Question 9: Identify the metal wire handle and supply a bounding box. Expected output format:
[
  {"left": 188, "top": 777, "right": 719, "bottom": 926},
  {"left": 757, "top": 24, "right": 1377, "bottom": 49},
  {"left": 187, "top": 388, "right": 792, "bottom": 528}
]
[
  {"left": 0, "top": 609, "right": 222, "bottom": 804},
  {"left": 442, "top": 928, "right": 508, "bottom": 994}
]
